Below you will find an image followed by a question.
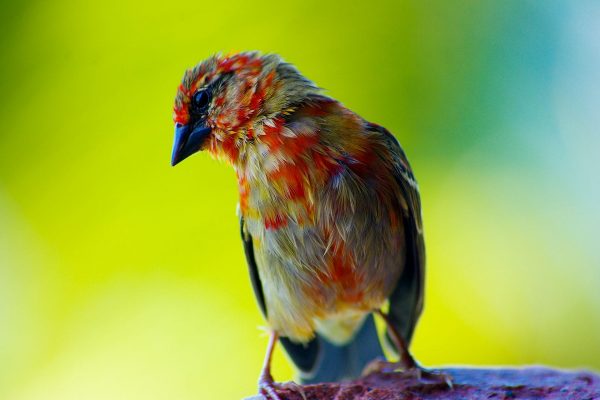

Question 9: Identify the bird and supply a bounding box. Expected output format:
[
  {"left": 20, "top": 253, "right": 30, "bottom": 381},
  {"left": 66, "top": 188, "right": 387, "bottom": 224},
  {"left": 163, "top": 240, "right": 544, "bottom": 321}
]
[{"left": 170, "top": 52, "right": 449, "bottom": 399}]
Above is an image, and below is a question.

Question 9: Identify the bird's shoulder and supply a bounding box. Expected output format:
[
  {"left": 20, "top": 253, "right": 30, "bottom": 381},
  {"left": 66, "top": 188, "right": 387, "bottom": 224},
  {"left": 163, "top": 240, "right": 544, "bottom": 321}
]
[
  {"left": 364, "top": 122, "right": 419, "bottom": 189},
  {"left": 370, "top": 124, "right": 423, "bottom": 235}
]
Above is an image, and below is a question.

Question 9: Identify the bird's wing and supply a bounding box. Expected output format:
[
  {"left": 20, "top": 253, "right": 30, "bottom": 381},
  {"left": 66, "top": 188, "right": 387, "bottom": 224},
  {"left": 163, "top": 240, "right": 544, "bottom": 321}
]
[
  {"left": 239, "top": 217, "right": 320, "bottom": 373},
  {"left": 240, "top": 218, "right": 267, "bottom": 316},
  {"left": 369, "top": 123, "right": 426, "bottom": 349}
]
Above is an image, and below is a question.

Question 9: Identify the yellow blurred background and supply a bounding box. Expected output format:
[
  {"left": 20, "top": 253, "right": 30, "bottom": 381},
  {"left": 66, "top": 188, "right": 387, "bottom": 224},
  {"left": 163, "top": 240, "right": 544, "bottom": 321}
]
[{"left": 1, "top": 1, "right": 599, "bottom": 399}]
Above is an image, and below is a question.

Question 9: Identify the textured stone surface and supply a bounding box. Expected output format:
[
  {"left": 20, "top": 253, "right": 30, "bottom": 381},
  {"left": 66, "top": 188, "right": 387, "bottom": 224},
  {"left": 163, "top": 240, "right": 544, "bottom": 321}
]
[{"left": 246, "top": 367, "right": 600, "bottom": 399}]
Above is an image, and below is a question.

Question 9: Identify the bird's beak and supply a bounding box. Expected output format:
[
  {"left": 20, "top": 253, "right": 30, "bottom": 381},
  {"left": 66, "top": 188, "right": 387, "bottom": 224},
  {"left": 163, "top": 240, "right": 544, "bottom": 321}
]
[{"left": 171, "top": 122, "right": 211, "bottom": 166}]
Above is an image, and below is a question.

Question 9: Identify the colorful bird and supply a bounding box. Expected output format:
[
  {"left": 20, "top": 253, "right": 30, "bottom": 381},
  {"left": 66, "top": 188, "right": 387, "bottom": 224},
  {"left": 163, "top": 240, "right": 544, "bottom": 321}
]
[{"left": 171, "top": 52, "right": 449, "bottom": 399}]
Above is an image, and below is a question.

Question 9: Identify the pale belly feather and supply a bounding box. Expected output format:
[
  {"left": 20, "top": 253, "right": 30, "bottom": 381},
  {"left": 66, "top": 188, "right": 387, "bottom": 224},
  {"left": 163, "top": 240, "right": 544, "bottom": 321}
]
[{"left": 246, "top": 186, "right": 406, "bottom": 344}]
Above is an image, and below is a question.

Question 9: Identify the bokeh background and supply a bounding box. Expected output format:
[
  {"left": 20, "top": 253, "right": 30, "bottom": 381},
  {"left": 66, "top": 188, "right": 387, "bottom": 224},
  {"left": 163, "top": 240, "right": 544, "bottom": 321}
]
[{"left": 1, "top": 0, "right": 599, "bottom": 399}]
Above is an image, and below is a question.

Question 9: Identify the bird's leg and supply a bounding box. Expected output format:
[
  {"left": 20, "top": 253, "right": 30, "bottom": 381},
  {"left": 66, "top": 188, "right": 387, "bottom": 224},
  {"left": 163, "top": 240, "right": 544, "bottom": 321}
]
[
  {"left": 258, "top": 331, "right": 282, "bottom": 400},
  {"left": 362, "top": 309, "right": 452, "bottom": 388},
  {"left": 257, "top": 331, "right": 307, "bottom": 400},
  {"left": 376, "top": 309, "right": 417, "bottom": 369}
]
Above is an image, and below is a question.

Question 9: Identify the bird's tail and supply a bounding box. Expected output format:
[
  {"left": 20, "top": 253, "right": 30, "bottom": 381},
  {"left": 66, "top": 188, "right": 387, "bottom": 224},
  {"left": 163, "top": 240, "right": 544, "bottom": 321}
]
[{"left": 280, "top": 314, "right": 384, "bottom": 384}]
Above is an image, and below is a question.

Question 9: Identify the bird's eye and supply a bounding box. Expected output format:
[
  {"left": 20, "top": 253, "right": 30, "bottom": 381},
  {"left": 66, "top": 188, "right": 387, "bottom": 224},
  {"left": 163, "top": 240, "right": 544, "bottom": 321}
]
[{"left": 192, "top": 90, "right": 210, "bottom": 112}]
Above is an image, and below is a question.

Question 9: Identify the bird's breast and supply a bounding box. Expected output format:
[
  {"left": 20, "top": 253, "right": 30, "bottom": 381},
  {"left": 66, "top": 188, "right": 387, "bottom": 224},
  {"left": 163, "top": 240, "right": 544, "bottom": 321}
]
[
  {"left": 235, "top": 116, "right": 406, "bottom": 342},
  {"left": 239, "top": 160, "right": 405, "bottom": 342}
]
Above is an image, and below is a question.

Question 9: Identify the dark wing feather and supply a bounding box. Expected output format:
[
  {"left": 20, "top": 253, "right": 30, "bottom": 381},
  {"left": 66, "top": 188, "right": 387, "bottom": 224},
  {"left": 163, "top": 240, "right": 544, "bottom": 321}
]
[
  {"left": 369, "top": 124, "right": 426, "bottom": 349},
  {"left": 240, "top": 218, "right": 267, "bottom": 316},
  {"left": 240, "top": 217, "right": 320, "bottom": 373}
]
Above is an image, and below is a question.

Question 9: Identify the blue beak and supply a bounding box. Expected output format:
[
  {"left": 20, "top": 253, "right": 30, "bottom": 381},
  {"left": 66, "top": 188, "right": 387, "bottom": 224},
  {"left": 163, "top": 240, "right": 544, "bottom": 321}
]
[{"left": 171, "top": 122, "right": 211, "bottom": 166}]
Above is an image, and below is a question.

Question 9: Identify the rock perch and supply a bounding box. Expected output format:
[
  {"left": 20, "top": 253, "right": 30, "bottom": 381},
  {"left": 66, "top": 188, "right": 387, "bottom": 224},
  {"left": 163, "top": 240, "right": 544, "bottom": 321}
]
[{"left": 245, "top": 367, "right": 600, "bottom": 399}]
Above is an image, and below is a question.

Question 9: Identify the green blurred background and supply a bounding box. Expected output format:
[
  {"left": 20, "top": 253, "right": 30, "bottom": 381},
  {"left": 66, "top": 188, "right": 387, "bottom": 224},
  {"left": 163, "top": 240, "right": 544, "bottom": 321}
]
[{"left": 1, "top": 0, "right": 599, "bottom": 399}]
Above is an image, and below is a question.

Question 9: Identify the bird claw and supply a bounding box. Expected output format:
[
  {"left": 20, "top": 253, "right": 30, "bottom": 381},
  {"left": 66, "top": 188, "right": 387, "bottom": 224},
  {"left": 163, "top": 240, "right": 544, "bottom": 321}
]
[
  {"left": 278, "top": 381, "right": 307, "bottom": 400},
  {"left": 362, "top": 359, "right": 453, "bottom": 389},
  {"left": 405, "top": 367, "right": 454, "bottom": 389},
  {"left": 362, "top": 358, "right": 396, "bottom": 375},
  {"left": 258, "top": 374, "right": 307, "bottom": 400}
]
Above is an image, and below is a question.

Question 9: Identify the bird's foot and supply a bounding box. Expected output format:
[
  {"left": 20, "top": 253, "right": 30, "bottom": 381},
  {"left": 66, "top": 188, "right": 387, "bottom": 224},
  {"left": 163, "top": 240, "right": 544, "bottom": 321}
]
[
  {"left": 403, "top": 366, "right": 453, "bottom": 389},
  {"left": 258, "top": 373, "right": 307, "bottom": 400},
  {"left": 362, "top": 359, "right": 453, "bottom": 389},
  {"left": 361, "top": 358, "right": 395, "bottom": 375}
]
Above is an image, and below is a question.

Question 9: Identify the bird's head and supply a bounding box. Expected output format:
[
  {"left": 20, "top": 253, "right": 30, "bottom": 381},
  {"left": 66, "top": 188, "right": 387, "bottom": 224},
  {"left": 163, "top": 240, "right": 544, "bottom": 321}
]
[{"left": 171, "top": 52, "right": 320, "bottom": 166}]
